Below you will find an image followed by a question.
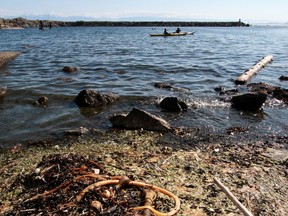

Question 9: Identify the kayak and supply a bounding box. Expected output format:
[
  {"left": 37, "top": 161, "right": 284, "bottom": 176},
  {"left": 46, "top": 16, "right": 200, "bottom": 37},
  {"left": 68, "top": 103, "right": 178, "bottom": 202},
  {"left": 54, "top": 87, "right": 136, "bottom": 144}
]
[{"left": 149, "top": 32, "right": 194, "bottom": 37}]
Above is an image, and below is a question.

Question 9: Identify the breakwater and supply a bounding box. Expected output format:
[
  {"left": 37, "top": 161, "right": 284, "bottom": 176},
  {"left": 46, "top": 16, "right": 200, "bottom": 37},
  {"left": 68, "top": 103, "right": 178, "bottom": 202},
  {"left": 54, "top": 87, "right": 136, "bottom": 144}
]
[{"left": 0, "top": 17, "right": 249, "bottom": 29}]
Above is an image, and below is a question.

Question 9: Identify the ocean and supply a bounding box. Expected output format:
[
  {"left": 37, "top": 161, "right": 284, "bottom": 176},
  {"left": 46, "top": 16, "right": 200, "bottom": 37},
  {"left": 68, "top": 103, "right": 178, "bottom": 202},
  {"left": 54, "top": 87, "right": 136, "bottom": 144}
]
[{"left": 0, "top": 26, "right": 287, "bottom": 147}]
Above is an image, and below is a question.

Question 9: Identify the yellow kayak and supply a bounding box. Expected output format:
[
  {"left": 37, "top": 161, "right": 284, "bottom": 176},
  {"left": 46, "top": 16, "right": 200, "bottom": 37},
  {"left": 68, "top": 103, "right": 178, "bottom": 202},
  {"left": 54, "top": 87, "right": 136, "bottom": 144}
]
[{"left": 149, "top": 32, "right": 194, "bottom": 37}]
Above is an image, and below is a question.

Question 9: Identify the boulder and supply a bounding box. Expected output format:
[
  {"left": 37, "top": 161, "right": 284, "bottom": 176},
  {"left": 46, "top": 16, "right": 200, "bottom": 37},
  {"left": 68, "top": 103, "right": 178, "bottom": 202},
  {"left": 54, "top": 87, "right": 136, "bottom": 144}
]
[
  {"left": 279, "top": 75, "right": 288, "bottom": 81},
  {"left": 231, "top": 92, "right": 267, "bottom": 112},
  {"left": 0, "top": 52, "right": 20, "bottom": 66},
  {"left": 160, "top": 97, "right": 188, "bottom": 112},
  {"left": 109, "top": 108, "right": 172, "bottom": 132},
  {"left": 273, "top": 88, "right": 288, "bottom": 104},
  {"left": 247, "top": 82, "right": 276, "bottom": 94},
  {"left": 62, "top": 66, "right": 79, "bottom": 73},
  {"left": 75, "top": 89, "right": 119, "bottom": 108}
]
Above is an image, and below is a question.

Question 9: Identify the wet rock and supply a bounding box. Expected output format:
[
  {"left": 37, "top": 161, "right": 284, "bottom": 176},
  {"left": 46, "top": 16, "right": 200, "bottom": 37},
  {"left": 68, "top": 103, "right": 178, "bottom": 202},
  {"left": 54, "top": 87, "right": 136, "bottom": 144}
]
[
  {"left": 262, "top": 148, "right": 288, "bottom": 163},
  {"left": 214, "top": 87, "right": 239, "bottom": 95},
  {"left": 247, "top": 82, "right": 276, "bottom": 94},
  {"left": 154, "top": 82, "right": 189, "bottom": 92},
  {"left": 34, "top": 96, "right": 48, "bottom": 107},
  {"left": 231, "top": 92, "right": 267, "bottom": 112},
  {"left": 154, "top": 82, "right": 173, "bottom": 89},
  {"left": 0, "top": 87, "right": 7, "bottom": 97},
  {"left": 109, "top": 108, "right": 172, "bottom": 132},
  {"left": 279, "top": 75, "right": 288, "bottom": 81},
  {"left": 64, "top": 127, "right": 89, "bottom": 136},
  {"left": 0, "top": 52, "right": 20, "bottom": 66},
  {"left": 273, "top": 88, "right": 288, "bottom": 104},
  {"left": 75, "top": 89, "right": 119, "bottom": 108},
  {"left": 160, "top": 97, "right": 188, "bottom": 112},
  {"left": 62, "top": 66, "right": 79, "bottom": 73}
]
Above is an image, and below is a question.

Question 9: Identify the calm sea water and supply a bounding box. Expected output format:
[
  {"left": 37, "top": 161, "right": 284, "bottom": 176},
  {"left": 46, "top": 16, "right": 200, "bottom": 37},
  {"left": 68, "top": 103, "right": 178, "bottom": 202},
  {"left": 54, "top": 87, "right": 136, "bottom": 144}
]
[{"left": 0, "top": 26, "right": 287, "bottom": 146}]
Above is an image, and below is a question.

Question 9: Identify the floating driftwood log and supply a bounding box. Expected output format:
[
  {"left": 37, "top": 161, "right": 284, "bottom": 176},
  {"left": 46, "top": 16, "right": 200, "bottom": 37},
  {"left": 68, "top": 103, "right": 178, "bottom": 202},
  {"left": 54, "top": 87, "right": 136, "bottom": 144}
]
[{"left": 235, "top": 55, "right": 273, "bottom": 85}]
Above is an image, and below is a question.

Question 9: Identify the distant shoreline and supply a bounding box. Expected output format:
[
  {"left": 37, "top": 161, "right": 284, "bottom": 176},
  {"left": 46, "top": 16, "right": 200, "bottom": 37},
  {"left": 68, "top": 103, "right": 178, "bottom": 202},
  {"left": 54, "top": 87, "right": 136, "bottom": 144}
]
[{"left": 1, "top": 17, "right": 250, "bottom": 29}]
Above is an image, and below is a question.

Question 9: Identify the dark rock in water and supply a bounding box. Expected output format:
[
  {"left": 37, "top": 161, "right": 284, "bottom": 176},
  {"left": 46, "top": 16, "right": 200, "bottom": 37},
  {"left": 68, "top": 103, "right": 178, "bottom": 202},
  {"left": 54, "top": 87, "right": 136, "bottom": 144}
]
[
  {"left": 273, "top": 88, "right": 288, "bottom": 104},
  {"left": 62, "top": 66, "right": 79, "bottom": 73},
  {"left": 75, "top": 89, "right": 119, "bottom": 108},
  {"left": 154, "top": 82, "right": 189, "bottom": 92},
  {"left": 109, "top": 108, "right": 172, "bottom": 132},
  {"left": 214, "top": 87, "right": 225, "bottom": 92},
  {"left": 160, "top": 97, "right": 188, "bottom": 112},
  {"left": 214, "top": 87, "right": 239, "bottom": 95},
  {"left": 247, "top": 82, "right": 276, "bottom": 94},
  {"left": 0, "top": 87, "right": 7, "bottom": 97},
  {"left": 154, "top": 82, "right": 173, "bottom": 89},
  {"left": 231, "top": 92, "right": 267, "bottom": 112},
  {"left": 34, "top": 96, "right": 48, "bottom": 107},
  {"left": 0, "top": 52, "right": 20, "bottom": 66},
  {"left": 279, "top": 75, "right": 288, "bottom": 81},
  {"left": 247, "top": 82, "right": 288, "bottom": 104}
]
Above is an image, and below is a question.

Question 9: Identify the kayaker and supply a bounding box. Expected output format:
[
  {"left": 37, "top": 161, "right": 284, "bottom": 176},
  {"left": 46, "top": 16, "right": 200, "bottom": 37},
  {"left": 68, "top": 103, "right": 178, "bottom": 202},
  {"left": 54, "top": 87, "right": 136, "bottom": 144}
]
[
  {"left": 164, "top": 28, "right": 169, "bottom": 35},
  {"left": 175, "top": 27, "right": 181, "bottom": 33}
]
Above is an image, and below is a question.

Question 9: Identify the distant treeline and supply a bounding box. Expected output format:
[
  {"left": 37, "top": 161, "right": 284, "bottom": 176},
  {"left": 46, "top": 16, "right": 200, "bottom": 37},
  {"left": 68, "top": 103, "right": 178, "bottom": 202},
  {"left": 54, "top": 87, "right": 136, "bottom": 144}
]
[
  {"left": 64, "top": 20, "right": 250, "bottom": 27},
  {"left": 1, "top": 17, "right": 250, "bottom": 29}
]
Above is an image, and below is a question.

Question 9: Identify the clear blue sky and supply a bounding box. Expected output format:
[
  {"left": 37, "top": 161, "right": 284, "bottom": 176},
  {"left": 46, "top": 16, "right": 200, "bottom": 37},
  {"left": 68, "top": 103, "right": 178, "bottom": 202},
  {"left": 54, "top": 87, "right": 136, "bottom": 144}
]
[{"left": 1, "top": 0, "right": 288, "bottom": 23}]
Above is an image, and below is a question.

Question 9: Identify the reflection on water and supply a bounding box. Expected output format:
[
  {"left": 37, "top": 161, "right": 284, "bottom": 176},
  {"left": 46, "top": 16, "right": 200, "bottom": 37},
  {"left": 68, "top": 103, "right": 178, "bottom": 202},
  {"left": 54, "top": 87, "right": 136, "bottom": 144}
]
[{"left": 0, "top": 26, "right": 287, "bottom": 146}]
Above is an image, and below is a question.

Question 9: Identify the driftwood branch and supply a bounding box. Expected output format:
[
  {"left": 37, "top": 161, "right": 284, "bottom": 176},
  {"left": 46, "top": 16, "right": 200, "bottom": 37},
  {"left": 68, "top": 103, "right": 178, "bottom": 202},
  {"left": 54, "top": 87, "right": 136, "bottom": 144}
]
[
  {"left": 214, "top": 177, "right": 253, "bottom": 216},
  {"left": 235, "top": 55, "right": 273, "bottom": 85}
]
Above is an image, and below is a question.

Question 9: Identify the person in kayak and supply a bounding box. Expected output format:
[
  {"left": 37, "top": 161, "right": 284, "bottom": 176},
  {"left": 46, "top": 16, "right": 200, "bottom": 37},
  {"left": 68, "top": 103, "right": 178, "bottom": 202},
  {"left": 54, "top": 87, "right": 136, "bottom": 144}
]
[
  {"left": 164, "top": 28, "right": 169, "bottom": 35},
  {"left": 175, "top": 27, "right": 181, "bottom": 33}
]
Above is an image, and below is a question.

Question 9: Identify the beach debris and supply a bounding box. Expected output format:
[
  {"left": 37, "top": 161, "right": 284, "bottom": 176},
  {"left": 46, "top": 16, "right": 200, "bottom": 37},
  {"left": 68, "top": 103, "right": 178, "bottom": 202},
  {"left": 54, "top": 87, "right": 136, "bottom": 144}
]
[
  {"left": 8, "top": 153, "right": 180, "bottom": 215},
  {"left": 231, "top": 92, "right": 267, "bottom": 112},
  {"left": 160, "top": 97, "right": 188, "bottom": 112},
  {"left": 62, "top": 66, "right": 79, "bottom": 73},
  {"left": 75, "top": 89, "right": 119, "bottom": 108},
  {"left": 235, "top": 55, "right": 273, "bottom": 85},
  {"left": 0, "top": 52, "right": 20, "bottom": 66},
  {"left": 110, "top": 108, "right": 172, "bottom": 132},
  {"left": 214, "top": 177, "right": 253, "bottom": 216}
]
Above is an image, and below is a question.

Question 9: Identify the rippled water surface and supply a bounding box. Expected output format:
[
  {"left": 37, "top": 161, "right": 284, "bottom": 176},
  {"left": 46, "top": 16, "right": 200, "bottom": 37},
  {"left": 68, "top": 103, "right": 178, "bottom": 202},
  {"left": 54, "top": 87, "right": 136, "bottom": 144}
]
[{"left": 0, "top": 26, "right": 287, "bottom": 146}]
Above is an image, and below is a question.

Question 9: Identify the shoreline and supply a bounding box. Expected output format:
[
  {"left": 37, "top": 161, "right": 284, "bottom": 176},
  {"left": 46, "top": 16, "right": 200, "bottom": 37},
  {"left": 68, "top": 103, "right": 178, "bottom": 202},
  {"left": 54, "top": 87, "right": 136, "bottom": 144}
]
[
  {"left": 0, "top": 128, "right": 287, "bottom": 215},
  {"left": 1, "top": 17, "right": 250, "bottom": 29}
]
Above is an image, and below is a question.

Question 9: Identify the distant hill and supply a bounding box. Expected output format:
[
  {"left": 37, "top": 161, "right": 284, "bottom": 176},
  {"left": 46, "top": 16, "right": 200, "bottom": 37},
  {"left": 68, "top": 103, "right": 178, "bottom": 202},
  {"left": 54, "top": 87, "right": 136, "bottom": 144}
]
[{"left": 0, "top": 17, "right": 250, "bottom": 29}]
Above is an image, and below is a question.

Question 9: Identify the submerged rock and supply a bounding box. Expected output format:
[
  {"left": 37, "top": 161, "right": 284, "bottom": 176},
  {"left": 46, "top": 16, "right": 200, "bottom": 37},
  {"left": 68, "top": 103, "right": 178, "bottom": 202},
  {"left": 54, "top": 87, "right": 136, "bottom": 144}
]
[
  {"left": 62, "top": 66, "right": 79, "bottom": 73},
  {"left": 110, "top": 108, "right": 172, "bottom": 132},
  {"left": 279, "top": 75, "right": 288, "bottom": 81},
  {"left": 0, "top": 87, "right": 7, "bottom": 97},
  {"left": 154, "top": 82, "right": 173, "bottom": 89},
  {"left": 75, "top": 89, "right": 119, "bottom": 108},
  {"left": 33, "top": 96, "right": 49, "bottom": 107},
  {"left": 160, "top": 97, "right": 188, "bottom": 112},
  {"left": 231, "top": 92, "right": 267, "bottom": 112}
]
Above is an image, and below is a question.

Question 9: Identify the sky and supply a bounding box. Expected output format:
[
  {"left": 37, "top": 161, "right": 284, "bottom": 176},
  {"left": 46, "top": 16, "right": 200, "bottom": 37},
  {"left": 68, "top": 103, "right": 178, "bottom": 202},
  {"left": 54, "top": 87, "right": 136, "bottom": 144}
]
[{"left": 1, "top": 0, "right": 288, "bottom": 23}]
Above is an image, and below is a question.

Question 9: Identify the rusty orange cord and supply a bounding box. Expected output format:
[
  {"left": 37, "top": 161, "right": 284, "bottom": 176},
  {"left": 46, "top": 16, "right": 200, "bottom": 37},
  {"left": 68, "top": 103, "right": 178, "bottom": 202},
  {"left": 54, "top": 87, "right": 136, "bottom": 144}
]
[{"left": 76, "top": 179, "right": 180, "bottom": 216}]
